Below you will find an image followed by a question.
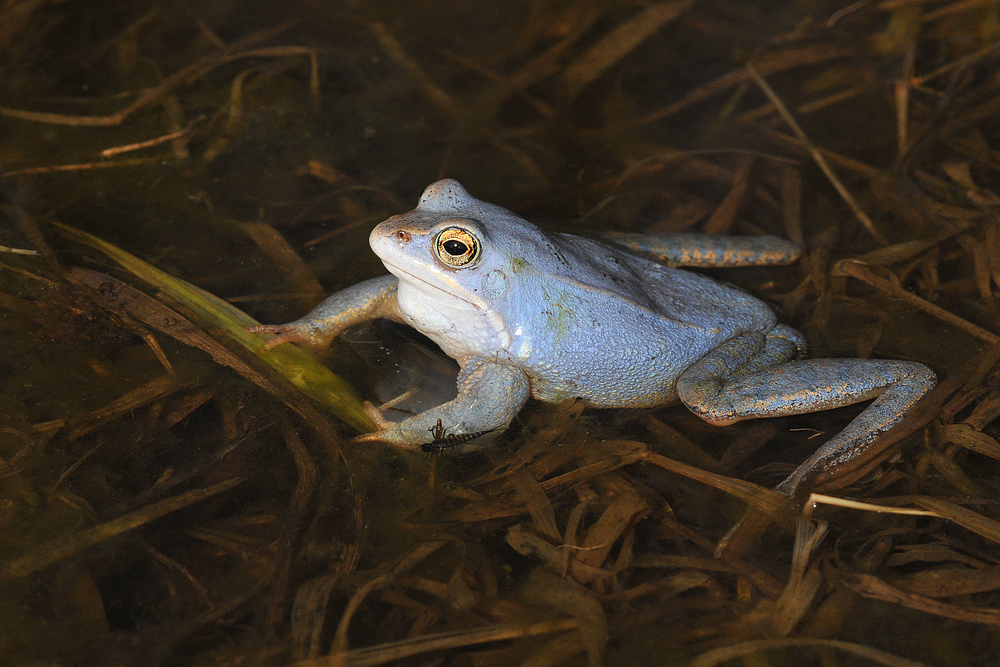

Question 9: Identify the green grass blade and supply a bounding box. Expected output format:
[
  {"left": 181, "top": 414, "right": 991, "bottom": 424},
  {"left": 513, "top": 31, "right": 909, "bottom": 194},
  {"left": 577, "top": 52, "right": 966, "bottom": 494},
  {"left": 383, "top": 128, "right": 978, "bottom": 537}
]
[{"left": 50, "top": 220, "right": 374, "bottom": 433}]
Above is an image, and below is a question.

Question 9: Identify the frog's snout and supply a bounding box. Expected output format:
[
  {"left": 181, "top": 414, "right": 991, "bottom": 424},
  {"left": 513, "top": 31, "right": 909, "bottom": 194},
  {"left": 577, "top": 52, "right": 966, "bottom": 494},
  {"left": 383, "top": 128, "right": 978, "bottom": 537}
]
[
  {"left": 369, "top": 219, "right": 418, "bottom": 262},
  {"left": 370, "top": 218, "right": 404, "bottom": 244}
]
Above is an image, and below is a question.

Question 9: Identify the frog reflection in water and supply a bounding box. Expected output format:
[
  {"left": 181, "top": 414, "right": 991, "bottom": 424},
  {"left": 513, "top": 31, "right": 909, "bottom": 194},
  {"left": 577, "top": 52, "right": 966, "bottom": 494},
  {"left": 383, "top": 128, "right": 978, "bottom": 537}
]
[{"left": 250, "top": 180, "right": 936, "bottom": 494}]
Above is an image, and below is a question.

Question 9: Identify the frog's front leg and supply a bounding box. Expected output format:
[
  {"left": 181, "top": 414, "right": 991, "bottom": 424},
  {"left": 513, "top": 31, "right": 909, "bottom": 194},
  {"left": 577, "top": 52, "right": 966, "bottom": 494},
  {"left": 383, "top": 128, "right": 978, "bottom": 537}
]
[
  {"left": 607, "top": 232, "right": 801, "bottom": 267},
  {"left": 357, "top": 357, "right": 530, "bottom": 449},
  {"left": 249, "top": 275, "right": 402, "bottom": 351},
  {"left": 676, "top": 334, "right": 936, "bottom": 495}
]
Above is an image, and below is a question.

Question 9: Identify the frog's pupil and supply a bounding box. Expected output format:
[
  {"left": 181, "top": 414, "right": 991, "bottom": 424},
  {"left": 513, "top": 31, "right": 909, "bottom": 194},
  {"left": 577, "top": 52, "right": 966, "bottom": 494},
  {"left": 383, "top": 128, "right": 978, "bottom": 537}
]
[{"left": 443, "top": 239, "right": 468, "bottom": 256}]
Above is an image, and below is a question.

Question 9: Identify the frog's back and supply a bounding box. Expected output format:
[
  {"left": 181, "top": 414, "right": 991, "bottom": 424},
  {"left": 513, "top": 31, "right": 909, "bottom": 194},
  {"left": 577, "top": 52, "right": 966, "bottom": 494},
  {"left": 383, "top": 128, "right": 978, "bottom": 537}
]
[{"left": 506, "top": 233, "right": 777, "bottom": 407}]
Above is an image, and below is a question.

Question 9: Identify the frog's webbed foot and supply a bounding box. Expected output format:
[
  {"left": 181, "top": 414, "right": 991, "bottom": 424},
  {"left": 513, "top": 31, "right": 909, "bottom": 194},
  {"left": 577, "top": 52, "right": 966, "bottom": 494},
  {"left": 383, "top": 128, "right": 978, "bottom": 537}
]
[
  {"left": 353, "top": 401, "right": 416, "bottom": 447},
  {"left": 677, "top": 333, "right": 936, "bottom": 495},
  {"left": 354, "top": 358, "right": 530, "bottom": 450}
]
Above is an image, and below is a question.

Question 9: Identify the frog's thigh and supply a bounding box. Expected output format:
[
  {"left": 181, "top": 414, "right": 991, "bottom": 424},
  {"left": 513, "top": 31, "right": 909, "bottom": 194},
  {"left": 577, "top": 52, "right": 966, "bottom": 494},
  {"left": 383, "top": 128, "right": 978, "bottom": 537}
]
[
  {"left": 743, "top": 325, "right": 805, "bottom": 372},
  {"left": 675, "top": 332, "right": 799, "bottom": 414},
  {"left": 367, "top": 358, "right": 531, "bottom": 448}
]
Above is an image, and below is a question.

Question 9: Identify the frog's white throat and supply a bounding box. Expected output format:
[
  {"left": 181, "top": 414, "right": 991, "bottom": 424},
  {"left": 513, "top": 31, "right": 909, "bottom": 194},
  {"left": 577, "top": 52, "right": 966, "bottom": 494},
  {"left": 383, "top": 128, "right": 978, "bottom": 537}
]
[{"left": 388, "top": 265, "right": 510, "bottom": 360}]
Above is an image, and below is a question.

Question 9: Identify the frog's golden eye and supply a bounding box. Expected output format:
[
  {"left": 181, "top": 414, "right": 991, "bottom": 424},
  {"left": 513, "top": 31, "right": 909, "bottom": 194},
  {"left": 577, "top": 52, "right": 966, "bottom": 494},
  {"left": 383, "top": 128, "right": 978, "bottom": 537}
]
[{"left": 434, "top": 226, "right": 481, "bottom": 267}]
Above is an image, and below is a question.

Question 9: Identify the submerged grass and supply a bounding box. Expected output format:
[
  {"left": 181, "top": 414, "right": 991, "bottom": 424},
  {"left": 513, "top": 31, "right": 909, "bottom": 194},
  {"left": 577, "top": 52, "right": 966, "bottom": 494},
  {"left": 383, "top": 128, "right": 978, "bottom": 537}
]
[
  {"left": 49, "top": 219, "right": 373, "bottom": 433},
  {"left": 1, "top": 0, "right": 999, "bottom": 665}
]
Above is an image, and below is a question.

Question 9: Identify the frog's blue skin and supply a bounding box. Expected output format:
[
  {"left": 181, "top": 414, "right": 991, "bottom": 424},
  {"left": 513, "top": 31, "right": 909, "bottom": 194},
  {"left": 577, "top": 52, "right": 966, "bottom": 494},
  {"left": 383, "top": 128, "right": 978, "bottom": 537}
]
[{"left": 251, "top": 180, "right": 936, "bottom": 494}]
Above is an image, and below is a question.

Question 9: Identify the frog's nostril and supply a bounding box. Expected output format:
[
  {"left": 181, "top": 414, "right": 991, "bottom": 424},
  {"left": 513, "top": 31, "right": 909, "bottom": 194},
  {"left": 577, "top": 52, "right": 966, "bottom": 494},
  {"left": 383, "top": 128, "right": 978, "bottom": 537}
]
[{"left": 395, "top": 230, "right": 411, "bottom": 242}]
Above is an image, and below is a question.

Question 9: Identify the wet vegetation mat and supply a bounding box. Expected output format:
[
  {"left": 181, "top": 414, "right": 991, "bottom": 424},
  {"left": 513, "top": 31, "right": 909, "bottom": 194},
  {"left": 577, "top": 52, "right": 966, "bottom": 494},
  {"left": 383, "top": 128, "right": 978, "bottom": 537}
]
[{"left": 1, "top": 0, "right": 1000, "bottom": 664}]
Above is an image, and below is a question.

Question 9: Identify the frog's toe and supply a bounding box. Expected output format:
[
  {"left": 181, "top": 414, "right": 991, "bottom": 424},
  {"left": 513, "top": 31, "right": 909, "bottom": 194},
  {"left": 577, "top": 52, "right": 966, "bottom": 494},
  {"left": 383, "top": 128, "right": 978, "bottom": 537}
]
[
  {"left": 353, "top": 430, "right": 388, "bottom": 444},
  {"left": 248, "top": 327, "right": 296, "bottom": 352},
  {"left": 247, "top": 324, "right": 281, "bottom": 335},
  {"left": 353, "top": 424, "right": 425, "bottom": 450},
  {"left": 352, "top": 404, "right": 393, "bottom": 443},
  {"left": 248, "top": 323, "right": 330, "bottom": 351},
  {"left": 362, "top": 401, "right": 394, "bottom": 429}
]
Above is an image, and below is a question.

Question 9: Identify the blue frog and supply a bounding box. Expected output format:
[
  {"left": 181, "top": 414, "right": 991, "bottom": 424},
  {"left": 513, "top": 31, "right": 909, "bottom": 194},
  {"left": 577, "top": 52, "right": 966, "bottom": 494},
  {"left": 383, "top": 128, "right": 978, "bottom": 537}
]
[{"left": 251, "top": 180, "right": 935, "bottom": 493}]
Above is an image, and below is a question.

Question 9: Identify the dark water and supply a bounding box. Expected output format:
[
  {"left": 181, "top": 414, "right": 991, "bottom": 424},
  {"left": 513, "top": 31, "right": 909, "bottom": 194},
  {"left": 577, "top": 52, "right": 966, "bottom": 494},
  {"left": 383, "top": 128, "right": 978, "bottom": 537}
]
[{"left": 0, "top": 1, "right": 996, "bottom": 665}]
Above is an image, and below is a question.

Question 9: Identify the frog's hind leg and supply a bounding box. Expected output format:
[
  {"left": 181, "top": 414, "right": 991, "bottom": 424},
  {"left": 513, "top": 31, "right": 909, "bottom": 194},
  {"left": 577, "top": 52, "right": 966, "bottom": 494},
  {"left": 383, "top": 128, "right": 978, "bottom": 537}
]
[
  {"left": 676, "top": 333, "right": 935, "bottom": 494},
  {"left": 606, "top": 232, "right": 801, "bottom": 267}
]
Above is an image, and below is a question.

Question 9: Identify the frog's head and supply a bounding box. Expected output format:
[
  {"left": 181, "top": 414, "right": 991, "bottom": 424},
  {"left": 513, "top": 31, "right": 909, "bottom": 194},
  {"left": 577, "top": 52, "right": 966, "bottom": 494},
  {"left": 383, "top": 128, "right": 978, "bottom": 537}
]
[
  {"left": 369, "top": 180, "right": 550, "bottom": 354},
  {"left": 370, "top": 180, "right": 541, "bottom": 313}
]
